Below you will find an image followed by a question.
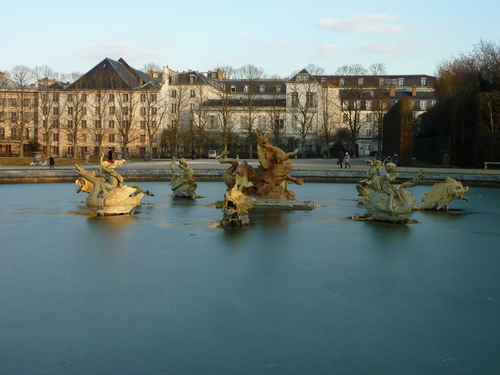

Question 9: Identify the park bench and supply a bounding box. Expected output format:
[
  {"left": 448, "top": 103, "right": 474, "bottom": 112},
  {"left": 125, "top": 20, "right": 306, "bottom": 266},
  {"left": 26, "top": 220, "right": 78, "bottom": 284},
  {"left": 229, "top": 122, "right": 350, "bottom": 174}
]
[{"left": 484, "top": 162, "right": 500, "bottom": 169}]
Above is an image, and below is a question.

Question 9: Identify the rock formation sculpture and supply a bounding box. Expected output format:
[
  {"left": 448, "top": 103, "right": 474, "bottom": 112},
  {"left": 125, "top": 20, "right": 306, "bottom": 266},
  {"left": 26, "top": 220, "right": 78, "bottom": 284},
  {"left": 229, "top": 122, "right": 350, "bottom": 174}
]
[
  {"left": 169, "top": 157, "right": 198, "bottom": 198},
  {"left": 219, "top": 128, "right": 304, "bottom": 200}
]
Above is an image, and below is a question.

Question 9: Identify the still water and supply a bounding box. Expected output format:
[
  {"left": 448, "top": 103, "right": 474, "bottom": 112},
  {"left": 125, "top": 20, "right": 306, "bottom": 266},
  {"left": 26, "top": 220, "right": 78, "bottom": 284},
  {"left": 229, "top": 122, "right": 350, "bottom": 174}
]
[{"left": 1, "top": 181, "right": 499, "bottom": 375}]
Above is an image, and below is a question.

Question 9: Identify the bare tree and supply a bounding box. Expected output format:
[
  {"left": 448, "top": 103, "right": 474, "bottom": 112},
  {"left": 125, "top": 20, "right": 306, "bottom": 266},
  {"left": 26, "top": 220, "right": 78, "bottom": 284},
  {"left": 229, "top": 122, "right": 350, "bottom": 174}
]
[
  {"left": 8, "top": 65, "right": 35, "bottom": 157},
  {"left": 287, "top": 64, "right": 323, "bottom": 158},
  {"left": 115, "top": 87, "right": 139, "bottom": 157},
  {"left": 88, "top": 70, "right": 112, "bottom": 157},
  {"left": 63, "top": 72, "right": 89, "bottom": 158},
  {"left": 336, "top": 64, "right": 368, "bottom": 156},
  {"left": 264, "top": 75, "right": 287, "bottom": 147},
  {"left": 369, "top": 63, "right": 390, "bottom": 152},
  {"left": 190, "top": 77, "right": 211, "bottom": 157},
  {"left": 141, "top": 86, "right": 167, "bottom": 158},
  {"left": 209, "top": 66, "right": 237, "bottom": 151},
  {"left": 239, "top": 64, "right": 266, "bottom": 158},
  {"left": 165, "top": 79, "right": 190, "bottom": 157}
]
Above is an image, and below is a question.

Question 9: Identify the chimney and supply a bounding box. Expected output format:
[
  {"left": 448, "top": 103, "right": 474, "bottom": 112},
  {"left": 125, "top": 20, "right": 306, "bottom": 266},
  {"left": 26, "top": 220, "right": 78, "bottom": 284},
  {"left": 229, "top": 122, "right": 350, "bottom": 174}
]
[
  {"left": 148, "top": 69, "right": 154, "bottom": 78},
  {"left": 412, "top": 84, "right": 417, "bottom": 96},
  {"left": 389, "top": 85, "right": 395, "bottom": 97}
]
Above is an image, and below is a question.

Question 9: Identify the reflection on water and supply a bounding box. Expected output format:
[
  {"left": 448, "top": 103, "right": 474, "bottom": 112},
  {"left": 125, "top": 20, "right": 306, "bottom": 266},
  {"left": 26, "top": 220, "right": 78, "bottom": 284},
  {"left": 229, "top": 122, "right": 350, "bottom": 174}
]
[{"left": 1, "top": 181, "right": 500, "bottom": 375}]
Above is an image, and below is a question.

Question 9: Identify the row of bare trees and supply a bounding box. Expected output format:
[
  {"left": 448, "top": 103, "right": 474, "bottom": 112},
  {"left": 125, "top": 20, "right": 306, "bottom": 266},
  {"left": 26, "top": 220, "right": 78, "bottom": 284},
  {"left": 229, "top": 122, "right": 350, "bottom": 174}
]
[{"left": 1, "top": 64, "right": 167, "bottom": 158}]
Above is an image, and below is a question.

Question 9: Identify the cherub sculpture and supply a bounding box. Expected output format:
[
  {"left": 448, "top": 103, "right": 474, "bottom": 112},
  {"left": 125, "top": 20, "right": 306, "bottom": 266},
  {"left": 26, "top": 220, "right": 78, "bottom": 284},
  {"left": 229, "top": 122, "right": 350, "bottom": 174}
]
[
  {"left": 169, "top": 157, "right": 198, "bottom": 198},
  {"left": 74, "top": 154, "right": 153, "bottom": 215},
  {"left": 357, "top": 161, "right": 425, "bottom": 222}
]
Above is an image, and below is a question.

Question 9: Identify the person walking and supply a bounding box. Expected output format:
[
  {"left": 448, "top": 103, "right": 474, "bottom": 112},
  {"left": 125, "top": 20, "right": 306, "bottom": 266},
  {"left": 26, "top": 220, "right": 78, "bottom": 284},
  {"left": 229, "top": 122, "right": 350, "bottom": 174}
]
[
  {"left": 107, "top": 148, "right": 114, "bottom": 163},
  {"left": 338, "top": 150, "right": 344, "bottom": 168},
  {"left": 344, "top": 152, "right": 351, "bottom": 168},
  {"left": 49, "top": 155, "right": 55, "bottom": 169}
]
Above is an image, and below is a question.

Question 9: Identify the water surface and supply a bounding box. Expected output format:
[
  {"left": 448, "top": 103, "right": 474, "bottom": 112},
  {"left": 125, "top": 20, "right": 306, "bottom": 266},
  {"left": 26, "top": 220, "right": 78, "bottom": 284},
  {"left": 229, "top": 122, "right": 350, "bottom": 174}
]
[{"left": 1, "top": 182, "right": 499, "bottom": 375}]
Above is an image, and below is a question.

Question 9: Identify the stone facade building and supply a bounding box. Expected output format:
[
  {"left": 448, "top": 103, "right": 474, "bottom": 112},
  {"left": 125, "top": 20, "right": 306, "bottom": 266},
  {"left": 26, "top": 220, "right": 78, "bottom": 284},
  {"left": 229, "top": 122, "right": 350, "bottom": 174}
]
[{"left": 0, "top": 58, "right": 435, "bottom": 159}]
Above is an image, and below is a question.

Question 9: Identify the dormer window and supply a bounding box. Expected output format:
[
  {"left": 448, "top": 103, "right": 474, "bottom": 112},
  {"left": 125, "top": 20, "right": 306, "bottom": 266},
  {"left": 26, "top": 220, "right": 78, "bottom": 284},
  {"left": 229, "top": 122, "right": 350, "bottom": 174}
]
[
  {"left": 275, "top": 85, "right": 281, "bottom": 92},
  {"left": 398, "top": 78, "right": 405, "bottom": 86},
  {"left": 259, "top": 85, "right": 266, "bottom": 92},
  {"left": 421, "top": 77, "right": 427, "bottom": 87},
  {"left": 230, "top": 85, "right": 236, "bottom": 93},
  {"left": 243, "top": 85, "right": 249, "bottom": 93}
]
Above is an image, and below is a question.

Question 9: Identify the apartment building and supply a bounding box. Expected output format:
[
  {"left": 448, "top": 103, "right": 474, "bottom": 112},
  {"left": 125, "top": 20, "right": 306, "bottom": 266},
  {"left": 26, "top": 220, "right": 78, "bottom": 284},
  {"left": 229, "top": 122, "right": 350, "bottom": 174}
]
[{"left": 0, "top": 58, "right": 435, "bottom": 158}]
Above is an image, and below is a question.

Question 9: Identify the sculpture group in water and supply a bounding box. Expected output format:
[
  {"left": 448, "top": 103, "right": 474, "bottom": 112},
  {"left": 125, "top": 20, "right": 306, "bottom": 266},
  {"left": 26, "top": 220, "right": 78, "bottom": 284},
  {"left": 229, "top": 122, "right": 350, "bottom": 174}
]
[
  {"left": 74, "top": 155, "right": 153, "bottom": 215},
  {"left": 72, "top": 136, "right": 470, "bottom": 225},
  {"left": 356, "top": 158, "right": 469, "bottom": 222}
]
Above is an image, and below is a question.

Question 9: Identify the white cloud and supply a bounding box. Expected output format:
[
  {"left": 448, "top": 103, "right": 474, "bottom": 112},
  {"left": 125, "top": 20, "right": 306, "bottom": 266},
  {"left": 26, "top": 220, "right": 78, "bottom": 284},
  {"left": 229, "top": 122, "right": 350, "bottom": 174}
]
[
  {"left": 317, "top": 44, "right": 341, "bottom": 57},
  {"left": 318, "top": 13, "right": 405, "bottom": 34},
  {"left": 357, "top": 42, "right": 399, "bottom": 54},
  {"left": 268, "top": 41, "right": 294, "bottom": 51}
]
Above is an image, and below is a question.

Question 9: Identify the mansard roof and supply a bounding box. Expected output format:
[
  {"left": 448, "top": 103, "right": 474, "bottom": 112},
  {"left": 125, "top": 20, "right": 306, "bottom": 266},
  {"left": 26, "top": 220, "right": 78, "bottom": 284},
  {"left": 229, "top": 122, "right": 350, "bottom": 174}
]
[
  {"left": 204, "top": 98, "right": 286, "bottom": 107},
  {"left": 69, "top": 57, "right": 157, "bottom": 90}
]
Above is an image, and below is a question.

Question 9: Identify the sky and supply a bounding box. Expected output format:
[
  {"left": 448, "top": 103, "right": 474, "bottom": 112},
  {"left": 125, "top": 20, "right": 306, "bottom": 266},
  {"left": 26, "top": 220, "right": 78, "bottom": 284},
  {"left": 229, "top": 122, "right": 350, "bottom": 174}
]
[{"left": 2, "top": 0, "right": 499, "bottom": 79}]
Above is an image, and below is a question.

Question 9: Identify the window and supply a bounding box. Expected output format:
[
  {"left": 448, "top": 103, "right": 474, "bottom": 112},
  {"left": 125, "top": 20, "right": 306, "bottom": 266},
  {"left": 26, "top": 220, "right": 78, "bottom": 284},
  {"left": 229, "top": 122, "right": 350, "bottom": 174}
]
[
  {"left": 151, "top": 107, "right": 157, "bottom": 115},
  {"left": 52, "top": 93, "right": 59, "bottom": 102},
  {"left": 95, "top": 120, "right": 101, "bottom": 128},
  {"left": 420, "top": 101, "right": 427, "bottom": 110},
  {"left": 109, "top": 106, "right": 115, "bottom": 115},
  {"left": 398, "top": 78, "right": 405, "bottom": 86},
  {"left": 53, "top": 133, "right": 59, "bottom": 142},
  {"left": 68, "top": 120, "right": 74, "bottom": 128},
  {"left": 0, "top": 128, "right": 5, "bottom": 139},
  {"left": 366, "top": 100, "right": 372, "bottom": 110},
  {"left": 68, "top": 107, "right": 73, "bottom": 115},
  {"left": 259, "top": 85, "right": 266, "bottom": 92},
  {"left": 171, "top": 103, "right": 177, "bottom": 113},
  {"left": 140, "top": 121, "right": 146, "bottom": 130},
  {"left": 366, "top": 113, "right": 372, "bottom": 122},
  {"left": 190, "top": 90, "right": 195, "bottom": 98},
  {"left": 82, "top": 108, "right": 87, "bottom": 116},
  {"left": 171, "top": 89, "right": 177, "bottom": 98},
  {"left": 109, "top": 133, "right": 115, "bottom": 142},
  {"left": 123, "top": 94, "right": 129, "bottom": 102},
  {"left": 421, "top": 78, "right": 427, "bottom": 87},
  {"left": 11, "top": 112, "right": 18, "bottom": 122},
  {"left": 24, "top": 128, "right": 29, "bottom": 138},
  {"left": 291, "top": 93, "right": 299, "bottom": 107},
  {"left": 243, "top": 85, "right": 249, "bottom": 93},
  {"left": 53, "top": 107, "right": 59, "bottom": 115},
  {"left": 306, "top": 93, "right": 314, "bottom": 107},
  {"left": 343, "top": 113, "right": 349, "bottom": 123},
  {"left": 339, "top": 78, "right": 345, "bottom": 86},
  {"left": 140, "top": 134, "right": 146, "bottom": 142},
  {"left": 379, "top": 78, "right": 385, "bottom": 87},
  {"left": 109, "top": 93, "right": 115, "bottom": 102},
  {"left": 82, "top": 120, "right": 87, "bottom": 129},
  {"left": 123, "top": 107, "right": 129, "bottom": 116},
  {"left": 275, "top": 85, "right": 281, "bottom": 92},
  {"left": 366, "top": 128, "right": 372, "bottom": 137},
  {"left": 190, "top": 76, "right": 195, "bottom": 84},
  {"left": 171, "top": 76, "right": 178, "bottom": 84},
  {"left": 190, "top": 103, "right": 195, "bottom": 110},
  {"left": 68, "top": 94, "right": 74, "bottom": 102},
  {"left": 81, "top": 94, "right": 87, "bottom": 102},
  {"left": 140, "top": 107, "right": 146, "bottom": 116},
  {"left": 68, "top": 133, "right": 74, "bottom": 142},
  {"left": 141, "top": 94, "right": 146, "bottom": 102},
  {"left": 358, "top": 78, "right": 364, "bottom": 86},
  {"left": 230, "top": 85, "right": 236, "bottom": 93},
  {"left": 53, "top": 119, "right": 59, "bottom": 128},
  {"left": 109, "top": 120, "right": 115, "bottom": 129},
  {"left": 151, "top": 94, "right": 157, "bottom": 102},
  {"left": 209, "top": 115, "right": 215, "bottom": 129}
]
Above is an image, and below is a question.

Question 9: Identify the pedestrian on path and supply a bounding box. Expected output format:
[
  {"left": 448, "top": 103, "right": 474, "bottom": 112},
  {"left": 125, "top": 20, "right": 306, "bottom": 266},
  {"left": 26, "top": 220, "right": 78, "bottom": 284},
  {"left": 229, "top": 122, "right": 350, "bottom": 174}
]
[
  {"left": 344, "top": 152, "right": 351, "bottom": 168},
  {"left": 338, "top": 150, "right": 344, "bottom": 168}
]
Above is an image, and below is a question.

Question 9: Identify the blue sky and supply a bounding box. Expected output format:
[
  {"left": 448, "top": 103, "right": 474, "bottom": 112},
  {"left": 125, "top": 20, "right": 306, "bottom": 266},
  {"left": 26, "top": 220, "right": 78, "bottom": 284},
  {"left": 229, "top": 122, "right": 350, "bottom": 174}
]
[{"left": 2, "top": 0, "right": 499, "bottom": 78}]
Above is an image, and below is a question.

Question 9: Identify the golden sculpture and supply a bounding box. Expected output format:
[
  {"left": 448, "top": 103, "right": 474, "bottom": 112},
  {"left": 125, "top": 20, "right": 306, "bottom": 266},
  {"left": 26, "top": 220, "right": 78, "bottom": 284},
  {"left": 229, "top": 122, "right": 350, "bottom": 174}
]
[
  {"left": 220, "top": 175, "right": 256, "bottom": 227},
  {"left": 220, "top": 128, "right": 304, "bottom": 201},
  {"left": 356, "top": 161, "right": 425, "bottom": 222},
  {"left": 74, "top": 155, "right": 153, "bottom": 215},
  {"left": 415, "top": 177, "right": 469, "bottom": 211},
  {"left": 169, "top": 158, "right": 198, "bottom": 198}
]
